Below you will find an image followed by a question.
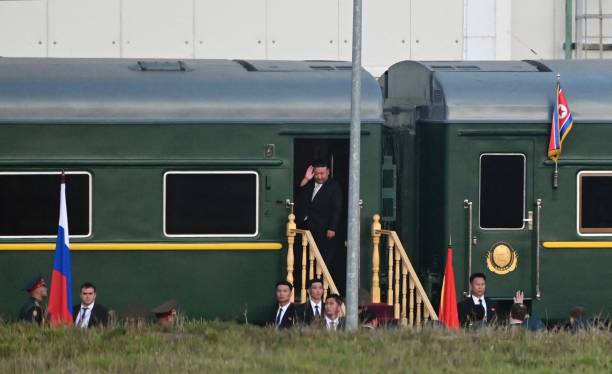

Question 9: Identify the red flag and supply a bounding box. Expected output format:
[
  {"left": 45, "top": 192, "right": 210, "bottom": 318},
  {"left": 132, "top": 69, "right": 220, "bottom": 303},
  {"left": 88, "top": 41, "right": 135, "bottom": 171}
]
[{"left": 438, "top": 247, "right": 459, "bottom": 329}]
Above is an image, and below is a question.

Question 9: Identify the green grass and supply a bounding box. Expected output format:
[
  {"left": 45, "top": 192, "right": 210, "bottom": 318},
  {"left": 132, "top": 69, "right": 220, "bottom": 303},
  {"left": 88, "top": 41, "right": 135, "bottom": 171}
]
[{"left": 0, "top": 321, "right": 610, "bottom": 373}]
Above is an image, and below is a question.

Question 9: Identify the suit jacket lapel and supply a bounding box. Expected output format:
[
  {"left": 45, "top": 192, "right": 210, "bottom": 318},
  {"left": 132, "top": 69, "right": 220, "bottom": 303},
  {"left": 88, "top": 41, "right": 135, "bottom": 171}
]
[{"left": 311, "top": 181, "right": 327, "bottom": 202}]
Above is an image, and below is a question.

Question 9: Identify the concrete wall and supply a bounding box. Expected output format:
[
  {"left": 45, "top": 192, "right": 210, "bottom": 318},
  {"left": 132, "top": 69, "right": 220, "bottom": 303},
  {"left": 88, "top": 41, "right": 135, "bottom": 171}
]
[{"left": 0, "top": 0, "right": 609, "bottom": 76}]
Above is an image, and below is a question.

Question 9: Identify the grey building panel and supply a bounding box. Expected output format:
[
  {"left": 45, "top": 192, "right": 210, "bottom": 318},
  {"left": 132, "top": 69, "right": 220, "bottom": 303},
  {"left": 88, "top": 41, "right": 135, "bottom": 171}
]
[
  {"left": 0, "top": 58, "right": 384, "bottom": 124},
  {"left": 382, "top": 60, "right": 612, "bottom": 123}
]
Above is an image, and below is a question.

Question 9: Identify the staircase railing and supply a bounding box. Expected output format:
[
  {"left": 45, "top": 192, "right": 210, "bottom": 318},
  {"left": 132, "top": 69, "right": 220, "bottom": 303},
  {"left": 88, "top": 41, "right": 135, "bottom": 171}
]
[
  {"left": 286, "top": 213, "right": 340, "bottom": 303},
  {"left": 371, "top": 214, "right": 438, "bottom": 327}
]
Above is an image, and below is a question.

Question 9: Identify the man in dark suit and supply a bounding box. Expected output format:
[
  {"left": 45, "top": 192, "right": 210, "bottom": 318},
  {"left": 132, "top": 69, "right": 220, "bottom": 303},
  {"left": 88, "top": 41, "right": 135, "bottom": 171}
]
[
  {"left": 272, "top": 281, "right": 298, "bottom": 329},
  {"left": 296, "top": 278, "right": 325, "bottom": 326},
  {"left": 324, "top": 293, "right": 345, "bottom": 331},
  {"left": 457, "top": 273, "right": 497, "bottom": 328},
  {"left": 296, "top": 160, "right": 343, "bottom": 267},
  {"left": 73, "top": 282, "right": 110, "bottom": 328}
]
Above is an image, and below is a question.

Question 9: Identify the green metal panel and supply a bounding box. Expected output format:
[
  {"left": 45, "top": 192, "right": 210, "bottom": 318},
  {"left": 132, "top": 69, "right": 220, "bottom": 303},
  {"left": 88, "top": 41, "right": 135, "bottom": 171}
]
[{"left": 0, "top": 122, "right": 383, "bottom": 323}]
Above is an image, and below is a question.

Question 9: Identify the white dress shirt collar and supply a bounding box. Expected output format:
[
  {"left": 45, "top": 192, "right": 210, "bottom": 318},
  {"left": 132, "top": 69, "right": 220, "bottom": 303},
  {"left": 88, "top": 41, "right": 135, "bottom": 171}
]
[
  {"left": 325, "top": 315, "right": 339, "bottom": 329},
  {"left": 471, "top": 295, "right": 487, "bottom": 319},
  {"left": 76, "top": 302, "right": 95, "bottom": 328},
  {"left": 309, "top": 299, "right": 323, "bottom": 315}
]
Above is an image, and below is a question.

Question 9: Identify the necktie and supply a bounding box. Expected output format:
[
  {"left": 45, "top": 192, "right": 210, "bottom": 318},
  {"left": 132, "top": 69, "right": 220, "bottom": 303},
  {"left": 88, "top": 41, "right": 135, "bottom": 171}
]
[
  {"left": 275, "top": 307, "right": 282, "bottom": 326},
  {"left": 478, "top": 299, "right": 487, "bottom": 321},
  {"left": 315, "top": 305, "right": 320, "bottom": 317},
  {"left": 330, "top": 321, "right": 336, "bottom": 330},
  {"left": 311, "top": 183, "right": 322, "bottom": 201},
  {"left": 80, "top": 307, "right": 89, "bottom": 328}
]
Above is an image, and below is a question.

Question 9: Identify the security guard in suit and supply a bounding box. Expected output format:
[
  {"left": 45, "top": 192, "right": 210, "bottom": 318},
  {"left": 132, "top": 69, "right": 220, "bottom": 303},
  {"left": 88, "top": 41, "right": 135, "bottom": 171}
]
[{"left": 18, "top": 274, "right": 48, "bottom": 325}]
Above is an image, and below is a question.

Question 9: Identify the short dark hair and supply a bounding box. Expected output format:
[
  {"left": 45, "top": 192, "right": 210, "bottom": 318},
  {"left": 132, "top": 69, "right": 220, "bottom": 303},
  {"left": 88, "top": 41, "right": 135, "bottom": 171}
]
[
  {"left": 312, "top": 160, "right": 329, "bottom": 168},
  {"left": 510, "top": 303, "right": 528, "bottom": 321},
  {"left": 275, "top": 281, "right": 293, "bottom": 291},
  {"left": 326, "top": 293, "right": 343, "bottom": 304},
  {"left": 79, "top": 282, "right": 96, "bottom": 292},
  {"left": 469, "top": 273, "right": 486, "bottom": 283},
  {"left": 307, "top": 278, "right": 324, "bottom": 288}
]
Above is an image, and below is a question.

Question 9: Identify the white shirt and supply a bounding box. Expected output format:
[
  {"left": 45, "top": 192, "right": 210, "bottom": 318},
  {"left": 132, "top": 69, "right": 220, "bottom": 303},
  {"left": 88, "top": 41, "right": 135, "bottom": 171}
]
[
  {"left": 472, "top": 295, "right": 487, "bottom": 320},
  {"left": 309, "top": 299, "right": 323, "bottom": 317},
  {"left": 75, "top": 302, "right": 94, "bottom": 328},
  {"left": 325, "top": 316, "right": 340, "bottom": 330},
  {"left": 311, "top": 182, "right": 323, "bottom": 201},
  {"left": 275, "top": 303, "right": 290, "bottom": 327}
]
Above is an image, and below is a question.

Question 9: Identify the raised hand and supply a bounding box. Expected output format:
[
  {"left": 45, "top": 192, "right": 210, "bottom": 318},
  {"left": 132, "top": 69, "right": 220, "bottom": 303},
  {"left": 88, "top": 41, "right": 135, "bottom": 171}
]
[
  {"left": 513, "top": 290, "right": 524, "bottom": 304},
  {"left": 300, "top": 165, "right": 315, "bottom": 187}
]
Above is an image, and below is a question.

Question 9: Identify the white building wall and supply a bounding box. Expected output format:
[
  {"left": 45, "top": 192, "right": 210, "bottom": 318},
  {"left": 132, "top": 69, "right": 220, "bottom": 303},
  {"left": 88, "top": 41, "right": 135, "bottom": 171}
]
[{"left": 0, "top": 0, "right": 609, "bottom": 75}]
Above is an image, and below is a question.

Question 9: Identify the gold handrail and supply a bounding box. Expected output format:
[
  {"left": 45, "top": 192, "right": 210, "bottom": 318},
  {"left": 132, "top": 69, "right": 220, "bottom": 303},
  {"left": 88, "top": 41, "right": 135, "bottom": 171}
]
[
  {"left": 371, "top": 214, "right": 438, "bottom": 326},
  {"left": 286, "top": 214, "right": 340, "bottom": 303}
]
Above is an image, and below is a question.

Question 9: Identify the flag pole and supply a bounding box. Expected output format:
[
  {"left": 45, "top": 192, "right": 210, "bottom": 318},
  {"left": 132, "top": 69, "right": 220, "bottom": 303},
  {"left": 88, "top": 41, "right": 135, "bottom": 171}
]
[
  {"left": 345, "top": 0, "right": 363, "bottom": 331},
  {"left": 553, "top": 73, "right": 561, "bottom": 188}
]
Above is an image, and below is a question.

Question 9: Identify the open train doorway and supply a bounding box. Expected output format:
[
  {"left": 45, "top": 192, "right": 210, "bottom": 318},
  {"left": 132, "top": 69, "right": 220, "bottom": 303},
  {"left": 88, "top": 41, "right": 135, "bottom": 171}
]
[{"left": 293, "top": 139, "right": 349, "bottom": 296}]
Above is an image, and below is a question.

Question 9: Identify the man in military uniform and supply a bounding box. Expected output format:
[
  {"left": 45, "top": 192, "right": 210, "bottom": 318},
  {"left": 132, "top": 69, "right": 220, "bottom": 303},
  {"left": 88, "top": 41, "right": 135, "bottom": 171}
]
[
  {"left": 151, "top": 299, "right": 178, "bottom": 327},
  {"left": 18, "top": 274, "right": 48, "bottom": 325}
]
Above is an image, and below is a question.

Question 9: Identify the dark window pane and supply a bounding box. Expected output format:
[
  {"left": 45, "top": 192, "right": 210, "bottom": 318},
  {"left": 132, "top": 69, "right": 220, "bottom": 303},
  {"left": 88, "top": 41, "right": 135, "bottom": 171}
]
[
  {"left": 165, "top": 173, "right": 257, "bottom": 235},
  {"left": 580, "top": 175, "right": 612, "bottom": 232},
  {"left": 480, "top": 155, "right": 525, "bottom": 229},
  {"left": 0, "top": 173, "right": 90, "bottom": 236}
]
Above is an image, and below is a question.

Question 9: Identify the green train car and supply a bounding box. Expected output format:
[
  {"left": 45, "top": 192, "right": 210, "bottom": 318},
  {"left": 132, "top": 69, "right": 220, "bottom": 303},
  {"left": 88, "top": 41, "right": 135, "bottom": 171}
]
[
  {"left": 382, "top": 59, "right": 612, "bottom": 321},
  {"left": 0, "top": 58, "right": 384, "bottom": 323},
  {"left": 1, "top": 58, "right": 611, "bottom": 323}
]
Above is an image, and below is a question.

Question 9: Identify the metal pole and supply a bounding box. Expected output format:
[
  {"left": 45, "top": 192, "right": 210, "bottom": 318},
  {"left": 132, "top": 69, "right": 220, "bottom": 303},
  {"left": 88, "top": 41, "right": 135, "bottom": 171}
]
[
  {"left": 565, "top": 0, "right": 573, "bottom": 59},
  {"left": 346, "top": 0, "right": 362, "bottom": 331}
]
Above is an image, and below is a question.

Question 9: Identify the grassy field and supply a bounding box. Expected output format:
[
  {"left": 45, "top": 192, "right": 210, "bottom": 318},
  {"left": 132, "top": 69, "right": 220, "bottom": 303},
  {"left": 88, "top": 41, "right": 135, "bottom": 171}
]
[{"left": 0, "top": 321, "right": 610, "bottom": 373}]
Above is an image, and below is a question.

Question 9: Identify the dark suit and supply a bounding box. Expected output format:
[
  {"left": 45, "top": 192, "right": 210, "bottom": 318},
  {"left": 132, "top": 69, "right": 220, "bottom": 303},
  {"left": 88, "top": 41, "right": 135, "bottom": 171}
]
[
  {"left": 272, "top": 303, "right": 298, "bottom": 329},
  {"left": 325, "top": 316, "right": 345, "bottom": 331},
  {"left": 296, "top": 179, "right": 342, "bottom": 265},
  {"left": 296, "top": 300, "right": 324, "bottom": 326},
  {"left": 73, "top": 303, "right": 110, "bottom": 327},
  {"left": 458, "top": 297, "right": 497, "bottom": 328}
]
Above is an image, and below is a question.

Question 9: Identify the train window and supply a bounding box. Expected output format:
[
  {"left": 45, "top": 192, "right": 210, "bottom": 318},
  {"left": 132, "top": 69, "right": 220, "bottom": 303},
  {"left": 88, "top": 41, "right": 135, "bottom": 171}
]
[
  {"left": 479, "top": 154, "right": 525, "bottom": 229},
  {"left": 164, "top": 171, "right": 258, "bottom": 237},
  {"left": 578, "top": 171, "right": 612, "bottom": 234},
  {"left": 0, "top": 172, "right": 91, "bottom": 237}
]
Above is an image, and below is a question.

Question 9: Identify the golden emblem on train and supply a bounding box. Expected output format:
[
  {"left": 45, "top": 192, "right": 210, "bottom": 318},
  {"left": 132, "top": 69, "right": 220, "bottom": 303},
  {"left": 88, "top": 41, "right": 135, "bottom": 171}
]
[{"left": 486, "top": 242, "right": 518, "bottom": 275}]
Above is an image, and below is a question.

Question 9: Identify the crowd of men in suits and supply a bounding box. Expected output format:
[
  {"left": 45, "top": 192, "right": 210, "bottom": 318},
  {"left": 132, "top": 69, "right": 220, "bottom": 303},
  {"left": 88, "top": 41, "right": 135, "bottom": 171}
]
[
  {"left": 18, "top": 275, "right": 176, "bottom": 327},
  {"left": 457, "top": 272, "right": 545, "bottom": 331},
  {"left": 273, "top": 279, "right": 345, "bottom": 330}
]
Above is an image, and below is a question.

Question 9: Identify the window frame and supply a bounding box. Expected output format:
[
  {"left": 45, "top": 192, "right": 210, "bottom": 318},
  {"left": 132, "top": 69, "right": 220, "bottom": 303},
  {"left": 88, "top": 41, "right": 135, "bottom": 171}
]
[
  {"left": 162, "top": 170, "right": 259, "bottom": 238},
  {"left": 577, "top": 170, "right": 612, "bottom": 236},
  {"left": 0, "top": 171, "right": 93, "bottom": 239},
  {"left": 478, "top": 153, "right": 526, "bottom": 230}
]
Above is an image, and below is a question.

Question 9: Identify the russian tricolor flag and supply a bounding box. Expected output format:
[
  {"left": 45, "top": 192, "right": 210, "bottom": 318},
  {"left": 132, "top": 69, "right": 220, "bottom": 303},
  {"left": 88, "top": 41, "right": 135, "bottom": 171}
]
[{"left": 48, "top": 174, "right": 73, "bottom": 327}]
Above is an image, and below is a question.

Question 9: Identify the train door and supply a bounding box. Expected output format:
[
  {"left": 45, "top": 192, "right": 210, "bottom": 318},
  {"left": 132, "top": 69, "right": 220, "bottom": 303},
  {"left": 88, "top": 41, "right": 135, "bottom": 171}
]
[
  {"left": 464, "top": 139, "right": 536, "bottom": 300},
  {"left": 293, "top": 138, "right": 349, "bottom": 293}
]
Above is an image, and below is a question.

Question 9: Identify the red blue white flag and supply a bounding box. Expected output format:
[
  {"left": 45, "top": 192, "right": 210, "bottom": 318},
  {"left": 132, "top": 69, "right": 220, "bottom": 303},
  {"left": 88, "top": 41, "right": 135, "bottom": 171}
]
[
  {"left": 48, "top": 175, "right": 74, "bottom": 327},
  {"left": 548, "top": 81, "right": 574, "bottom": 161}
]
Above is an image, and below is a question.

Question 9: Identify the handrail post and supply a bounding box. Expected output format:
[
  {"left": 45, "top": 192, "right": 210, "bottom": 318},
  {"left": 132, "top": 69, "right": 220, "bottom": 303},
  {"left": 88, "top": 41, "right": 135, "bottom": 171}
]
[
  {"left": 308, "top": 238, "right": 315, "bottom": 281},
  {"left": 301, "top": 233, "right": 308, "bottom": 303},
  {"left": 401, "top": 262, "right": 408, "bottom": 326},
  {"left": 416, "top": 292, "right": 422, "bottom": 328},
  {"left": 387, "top": 235, "right": 395, "bottom": 306},
  {"left": 408, "top": 274, "right": 415, "bottom": 327},
  {"left": 286, "top": 214, "right": 297, "bottom": 302},
  {"left": 371, "top": 214, "right": 382, "bottom": 303},
  {"left": 394, "top": 246, "right": 401, "bottom": 320}
]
